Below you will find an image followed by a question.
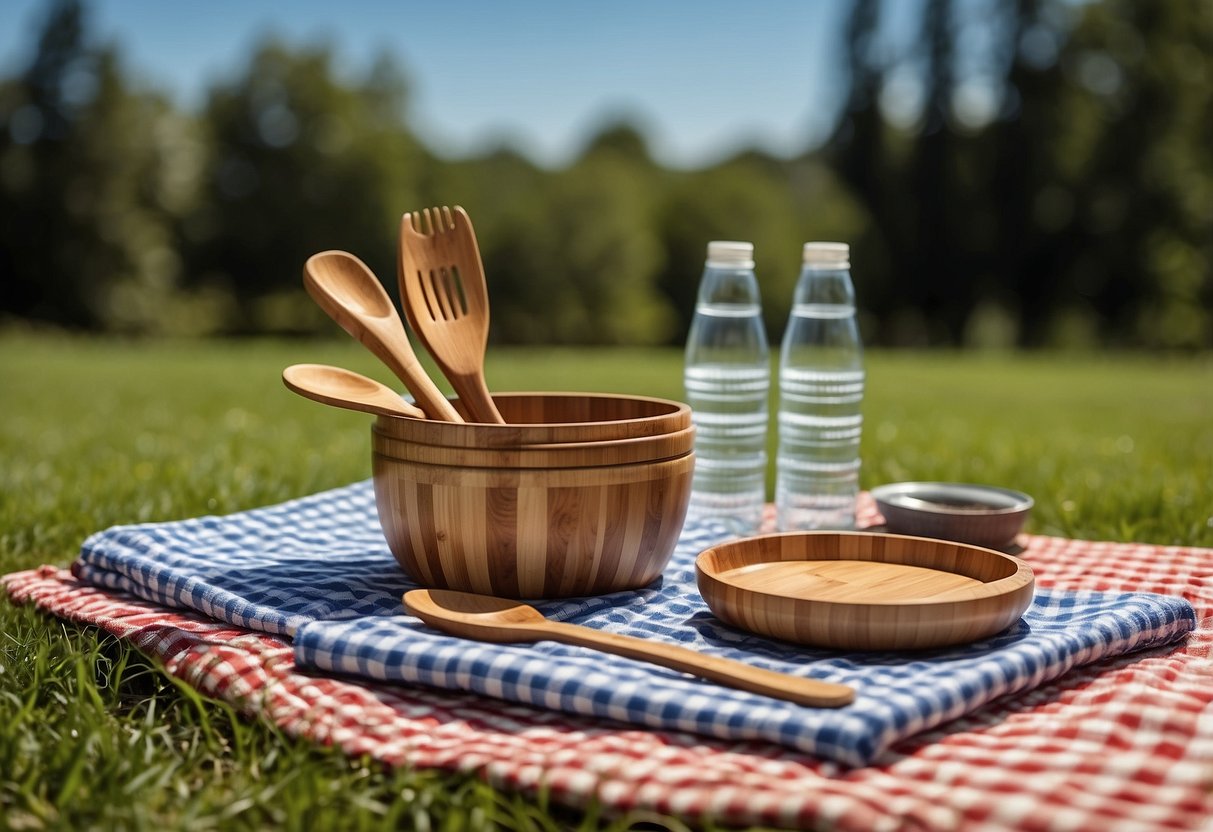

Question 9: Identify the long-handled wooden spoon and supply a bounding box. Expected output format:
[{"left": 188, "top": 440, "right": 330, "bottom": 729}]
[
  {"left": 282, "top": 363, "right": 425, "bottom": 419},
  {"left": 403, "top": 589, "right": 855, "bottom": 709},
  {"left": 303, "top": 250, "right": 463, "bottom": 422},
  {"left": 398, "top": 206, "right": 504, "bottom": 424}
]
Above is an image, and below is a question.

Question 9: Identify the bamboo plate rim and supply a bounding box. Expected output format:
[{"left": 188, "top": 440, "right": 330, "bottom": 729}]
[{"left": 695, "top": 531, "right": 1034, "bottom": 609}]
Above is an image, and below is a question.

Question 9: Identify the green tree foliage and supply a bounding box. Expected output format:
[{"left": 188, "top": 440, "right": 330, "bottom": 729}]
[
  {"left": 493, "top": 125, "right": 676, "bottom": 344},
  {"left": 0, "top": 0, "right": 201, "bottom": 333},
  {"left": 658, "top": 158, "right": 802, "bottom": 339},
  {"left": 183, "top": 40, "right": 426, "bottom": 334},
  {"left": 0, "top": 0, "right": 1209, "bottom": 348},
  {"left": 1051, "top": 0, "right": 1213, "bottom": 348},
  {"left": 830, "top": 0, "right": 1212, "bottom": 349}
]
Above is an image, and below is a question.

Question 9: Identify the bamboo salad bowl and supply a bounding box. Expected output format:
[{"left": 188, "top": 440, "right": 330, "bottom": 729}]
[{"left": 372, "top": 391, "right": 695, "bottom": 599}]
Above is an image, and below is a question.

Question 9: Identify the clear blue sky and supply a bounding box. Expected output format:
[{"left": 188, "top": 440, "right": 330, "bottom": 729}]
[{"left": 0, "top": 0, "right": 862, "bottom": 168}]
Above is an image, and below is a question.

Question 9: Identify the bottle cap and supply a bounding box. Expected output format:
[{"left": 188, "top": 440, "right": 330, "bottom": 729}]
[
  {"left": 706, "top": 241, "right": 755, "bottom": 269},
  {"left": 803, "top": 242, "right": 850, "bottom": 268}
]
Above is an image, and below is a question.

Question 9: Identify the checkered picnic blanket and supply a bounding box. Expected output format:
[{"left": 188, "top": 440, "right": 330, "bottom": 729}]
[
  {"left": 66, "top": 481, "right": 1194, "bottom": 767},
  {"left": 6, "top": 489, "right": 1213, "bottom": 829}
]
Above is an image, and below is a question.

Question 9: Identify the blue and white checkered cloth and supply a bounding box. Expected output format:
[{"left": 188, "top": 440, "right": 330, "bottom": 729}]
[{"left": 75, "top": 481, "right": 1196, "bottom": 766}]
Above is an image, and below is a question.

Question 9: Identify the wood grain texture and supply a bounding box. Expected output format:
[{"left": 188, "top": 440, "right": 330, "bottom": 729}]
[
  {"left": 374, "top": 392, "right": 691, "bottom": 447},
  {"left": 398, "top": 206, "right": 504, "bottom": 424},
  {"left": 374, "top": 452, "right": 694, "bottom": 599},
  {"left": 403, "top": 589, "right": 854, "bottom": 708},
  {"left": 303, "top": 250, "right": 463, "bottom": 422},
  {"left": 372, "top": 424, "right": 695, "bottom": 468},
  {"left": 283, "top": 363, "right": 425, "bottom": 419},
  {"left": 695, "top": 532, "right": 1034, "bottom": 651}
]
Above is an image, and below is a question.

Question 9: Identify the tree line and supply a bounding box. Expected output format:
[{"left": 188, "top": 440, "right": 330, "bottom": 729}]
[{"left": 1, "top": 0, "right": 1209, "bottom": 349}]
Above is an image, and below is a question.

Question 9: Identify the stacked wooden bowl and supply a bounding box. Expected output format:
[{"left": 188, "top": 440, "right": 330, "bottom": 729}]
[{"left": 371, "top": 392, "right": 695, "bottom": 599}]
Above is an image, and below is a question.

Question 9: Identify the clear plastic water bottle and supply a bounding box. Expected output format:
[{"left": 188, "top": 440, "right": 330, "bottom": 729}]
[
  {"left": 776, "top": 242, "right": 864, "bottom": 530},
  {"left": 684, "top": 241, "right": 770, "bottom": 534}
]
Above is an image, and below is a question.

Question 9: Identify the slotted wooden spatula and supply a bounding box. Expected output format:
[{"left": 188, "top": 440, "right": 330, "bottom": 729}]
[{"left": 398, "top": 206, "right": 504, "bottom": 424}]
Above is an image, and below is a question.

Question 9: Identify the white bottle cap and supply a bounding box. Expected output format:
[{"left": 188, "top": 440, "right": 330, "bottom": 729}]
[
  {"left": 706, "top": 240, "right": 755, "bottom": 269},
  {"left": 803, "top": 242, "right": 850, "bottom": 268}
]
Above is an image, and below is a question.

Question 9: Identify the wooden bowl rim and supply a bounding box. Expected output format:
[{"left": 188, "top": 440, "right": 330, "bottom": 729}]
[
  {"left": 376, "top": 390, "right": 691, "bottom": 429},
  {"left": 371, "top": 422, "right": 695, "bottom": 453},
  {"left": 695, "top": 530, "right": 1034, "bottom": 610},
  {"left": 371, "top": 425, "right": 694, "bottom": 469}
]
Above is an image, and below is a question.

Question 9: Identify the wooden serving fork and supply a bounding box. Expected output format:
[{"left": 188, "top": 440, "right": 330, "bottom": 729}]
[{"left": 398, "top": 206, "right": 504, "bottom": 424}]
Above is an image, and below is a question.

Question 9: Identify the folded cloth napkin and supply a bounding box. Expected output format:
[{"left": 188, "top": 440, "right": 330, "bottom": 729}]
[{"left": 74, "top": 481, "right": 1196, "bottom": 767}]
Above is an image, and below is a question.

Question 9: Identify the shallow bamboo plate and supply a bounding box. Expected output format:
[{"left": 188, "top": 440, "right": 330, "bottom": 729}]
[{"left": 695, "top": 532, "right": 1034, "bottom": 651}]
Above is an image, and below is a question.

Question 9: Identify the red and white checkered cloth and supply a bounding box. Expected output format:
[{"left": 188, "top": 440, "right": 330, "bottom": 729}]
[{"left": 6, "top": 499, "right": 1213, "bottom": 831}]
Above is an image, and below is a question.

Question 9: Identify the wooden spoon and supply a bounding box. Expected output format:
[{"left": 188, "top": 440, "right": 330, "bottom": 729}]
[
  {"left": 403, "top": 589, "right": 855, "bottom": 709},
  {"left": 282, "top": 363, "right": 425, "bottom": 419},
  {"left": 398, "top": 206, "right": 504, "bottom": 424},
  {"left": 303, "top": 250, "right": 463, "bottom": 422}
]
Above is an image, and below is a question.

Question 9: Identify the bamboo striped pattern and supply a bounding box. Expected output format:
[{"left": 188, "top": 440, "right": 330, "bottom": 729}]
[
  {"left": 374, "top": 391, "right": 692, "bottom": 447},
  {"left": 373, "top": 452, "right": 694, "bottom": 599},
  {"left": 371, "top": 425, "right": 695, "bottom": 469}
]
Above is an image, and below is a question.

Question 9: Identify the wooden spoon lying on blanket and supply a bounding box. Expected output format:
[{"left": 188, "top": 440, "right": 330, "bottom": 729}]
[{"left": 403, "top": 589, "right": 855, "bottom": 708}]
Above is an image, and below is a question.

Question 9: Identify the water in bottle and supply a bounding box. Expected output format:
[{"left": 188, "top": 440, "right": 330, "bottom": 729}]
[
  {"left": 776, "top": 242, "right": 864, "bottom": 530},
  {"left": 684, "top": 241, "right": 770, "bottom": 534}
]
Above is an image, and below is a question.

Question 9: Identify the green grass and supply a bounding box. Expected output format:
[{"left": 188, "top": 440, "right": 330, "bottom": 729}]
[{"left": 2, "top": 333, "right": 1212, "bottom": 829}]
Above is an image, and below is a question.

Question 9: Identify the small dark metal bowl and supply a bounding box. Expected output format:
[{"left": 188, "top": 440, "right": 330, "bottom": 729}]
[{"left": 871, "top": 482, "right": 1033, "bottom": 549}]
